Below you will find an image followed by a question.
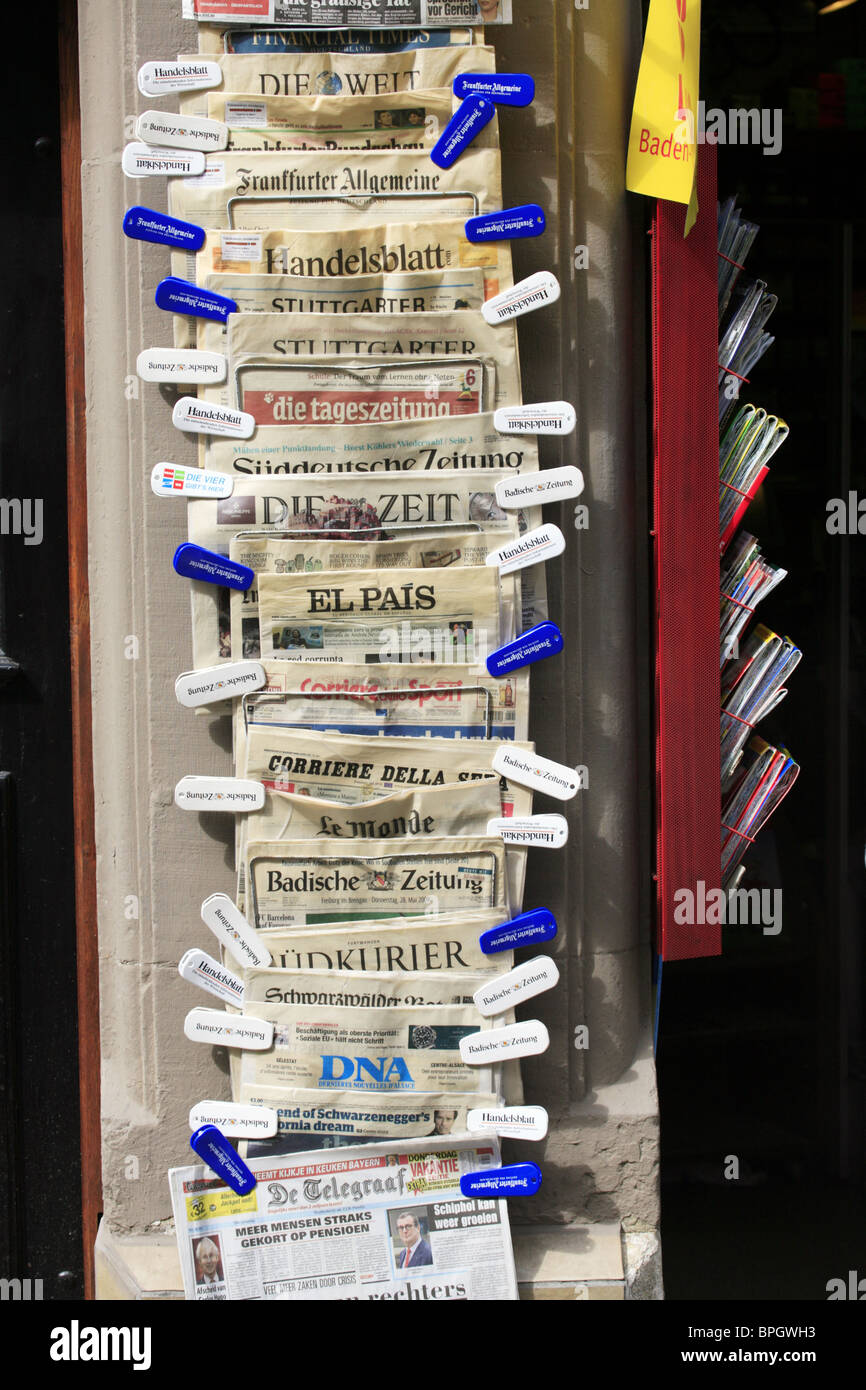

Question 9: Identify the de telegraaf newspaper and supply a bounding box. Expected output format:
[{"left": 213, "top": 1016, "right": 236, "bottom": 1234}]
[{"left": 169, "top": 1134, "right": 518, "bottom": 1300}]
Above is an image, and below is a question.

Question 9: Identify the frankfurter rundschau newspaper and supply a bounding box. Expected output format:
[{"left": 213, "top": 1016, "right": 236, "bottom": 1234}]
[{"left": 169, "top": 1134, "right": 518, "bottom": 1300}]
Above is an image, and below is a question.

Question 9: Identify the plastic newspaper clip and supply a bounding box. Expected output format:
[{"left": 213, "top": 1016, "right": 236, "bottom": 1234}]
[
  {"left": 136, "top": 111, "right": 228, "bottom": 153},
  {"left": 137, "top": 60, "right": 222, "bottom": 98},
  {"left": 494, "top": 466, "right": 583, "bottom": 508},
  {"left": 173, "top": 543, "right": 254, "bottom": 590},
  {"left": 466, "top": 1106, "right": 549, "bottom": 1141},
  {"left": 486, "top": 622, "right": 564, "bottom": 677},
  {"left": 486, "top": 814, "right": 568, "bottom": 848},
  {"left": 430, "top": 96, "right": 495, "bottom": 170},
  {"left": 178, "top": 948, "right": 244, "bottom": 1007},
  {"left": 459, "top": 1020, "right": 549, "bottom": 1064},
  {"left": 482, "top": 271, "right": 560, "bottom": 325},
  {"left": 493, "top": 401, "right": 576, "bottom": 436},
  {"left": 155, "top": 277, "right": 237, "bottom": 322},
  {"left": 152, "top": 464, "right": 234, "bottom": 500},
  {"left": 122, "top": 143, "right": 205, "bottom": 178},
  {"left": 479, "top": 907, "right": 557, "bottom": 955},
  {"left": 189, "top": 1124, "right": 257, "bottom": 1196},
  {"left": 184, "top": 1007, "right": 273, "bottom": 1050},
  {"left": 174, "top": 776, "right": 265, "bottom": 811},
  {"left": 139, "top": 349, "right": 227, "bottom": 385},
  {"left": 465, "top": 204, "right": 545, "bottom": 243},
  {"left": 453, "top": 73, "right": 535, "bottom": 107},
  {"left": 201, "top": 893, "right": 272, "bottom": 971},
  {"left": 189, "top": 1102, "right": 278, "bottom": 1140},
  {"left": 460, "top": 1162, "right": 543, "bottom": 1198},
  {"left": 485, "top": 523, "right": 565, "bottom": 576},
  {"left": 473, "top": 956, "right": 560, "bottom": 1017},
  {"left": 492, "top": 745, "right": 582, "bottom": 801},
  {"left": 172, "top": 397, "right": 255, "bottom": 438},
  {"left": 122, "top": 205, "right": 206, "bottom": 251},
  {"left": 175, "top": 660, "right": 266, "bottom": 708}
]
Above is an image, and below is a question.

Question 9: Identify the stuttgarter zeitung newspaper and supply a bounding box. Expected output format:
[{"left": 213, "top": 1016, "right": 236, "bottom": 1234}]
[
  {"left": 227, "top": 528, "right": 520, "bottom": 663},
  {"left": 169, "top": 1134, "right": 518, "bottom": 1301},
  {"left": 176, "top": 45, "right": 497, "bottom": 118}
]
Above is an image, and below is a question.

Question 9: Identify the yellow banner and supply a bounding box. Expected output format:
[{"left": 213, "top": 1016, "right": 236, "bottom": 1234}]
[{"left": 626, "top": 0, "right": 701, "bottom": 208}]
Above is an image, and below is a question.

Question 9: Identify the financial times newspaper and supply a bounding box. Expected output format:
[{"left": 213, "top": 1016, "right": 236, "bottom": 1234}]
[
  {"left": 228, "top": 528, "right": 518, "bottom": 662},
  {"left": 195, "top": 26, "right": 480, "bottom": 53},
  {"left": 238, "top": 1000, "right": 494, "bottom": 1093},
  {"left": 167, "top": 148, "right": 501, "bottom": 229},
  {"left": 233, "top": 660, "right": 529, "bottom": 741},
  {"left": 169, "top": 1135, "right": 518, "bottom": 1301},
  {"left": 177, "top": 45, "right": 496, "bottom": 118},
  {"left": 254, "top": 563, "right": 501, "bottom": 664},
  {"left": 201, "top": 410, "right": 535, "bottom": 479},
  {"left": 245, "top": 833, "right": 509, "bottom": 927},
  {"left": 186, "top": 471, "right": 544, "bottom": 668}
]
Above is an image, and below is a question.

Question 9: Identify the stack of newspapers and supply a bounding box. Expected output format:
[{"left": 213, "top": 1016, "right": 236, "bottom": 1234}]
[
  {"left": 150, "top": 5, "right": 551, "bottom": 1302},
  {"left": 717, "top": 200, "right": 800, "bottom": 890}
]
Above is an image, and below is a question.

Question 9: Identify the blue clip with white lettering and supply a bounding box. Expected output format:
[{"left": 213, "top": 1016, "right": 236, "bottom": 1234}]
[
  {"left": 156, "top": 277, "right": 238, "bottom": 322},
  {"left": 453, "top": 73, "right": 535, "bottom": 107},
  {"left": 465, "top": 205, "right": 546, "bottom": 243},
  {"left": 430, "top": 95, "right": 495, "bottom": 170},
  {"left": 460, "top": 1163, "right": 542, "bottom": 1198},
  {"left": 122, "top": 206, "right": 206, "bottom": 252},
  {"left": 190, "top": 1123, "right": 256, "bottom": 1196},
  {"left": 173, "top": 543, "right": 254, "bottom": 591},
  {"left": 480, "top": 908, "right": 557, "bottom": 955},
  {"left": 487, "top": 621, "right": 563, "bottom": 677}
]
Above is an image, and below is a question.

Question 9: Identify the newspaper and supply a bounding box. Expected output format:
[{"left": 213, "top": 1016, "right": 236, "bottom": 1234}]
[
  {"left": 169, "top": 221, "right": 511, "bottom": 340},
  {"left": 244, "top": 965, "right": 485, "bottom": 1008},
  {"left": 169, "top": 1134, "right": 518, "bottom": 1301},
  {"left": 208, "top": 88, "right": 468, "bottom": 152},
  {"left": 254, "top": 564, "right": 502, "bottom": 664},
  {"left": 238, "top": 1000, "right": 495, "bottom": 1092},
  {"left": 227, "top": 528, "right": 519, "bottom": 661},
  {"left": 254, "top": 909, "right": 513, "bottom": 976},
  {"left": 202, "top": 409, "right": 536, "bottom": 478},
  {"left": 167, "top": 148, "right": 501, "bottom": 229},
  {"left": 233, "top": 660, "right": 529, "bottom": 741},
  {"left": 177, "top": 45, "right": 496, "bottom": 117},
  {"left": 232, "top": 774, "right": 503, "bottom": 909},
  {"left": 222, "top": 353, "right": 495, "bottom": 423},
  {"left": 207, "top": 310, "right": 521, "bottom": 417},
  {"left": 184, "top": 1, "right": 512, "bottom": 27},
  {"left": 239, "top": 1088, "right": 500, "bottom": 1154},
  {"left": 186, "top": 471, "right": 544, "bottom": 669},
  {"left": 200, "top": 266, "right": 486, "bottom": 323},
  {"left": 195, "top": 26, "right": 480, "bottom": 52},
  {"left": 245, "top": 833, "right": 509, "bottom": 927}
]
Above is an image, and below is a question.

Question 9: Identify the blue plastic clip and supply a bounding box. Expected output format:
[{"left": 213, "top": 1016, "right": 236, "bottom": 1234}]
[
  {"left": 173, "top": 543, "right": 254, "bottom": 591},
  {"left": 479, "top": 908, "right": 558, "bottom": 955},
  {"left": 453, "top": 73, "right": 535, "bottom": 107},
  {"left": 430, "top": 95, "right": 495, "bottom": 169},
  {"left": 122, "top": 206, "right": 206, "bottom": 252},
  {"left": 156, "top": 277, "right": 237, "bottom": 322},
  {"left": 460, "top": 1163, "right": 543, "bottom": 1197},
  {"left": 465, "top": 205, "right": 546, "bottom": 243},
  {"left": 190, "top": 1124, "right": 256, "bottom": 1196},
  {"left": 487, "top": 621, "right": 563, "bottom": 677}
]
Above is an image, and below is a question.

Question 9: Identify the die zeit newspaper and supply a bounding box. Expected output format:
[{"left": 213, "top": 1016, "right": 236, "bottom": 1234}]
[
  {"left": 169, "top": 1136, "right": 518, "bottom": 1301},
  {"left": 186, "top": 471, "right": 545, "bottom": 669},
  {"left": 227, "top": 528, "right": 519, "bottom": 664},
  {"left": 208, "top": 88, "right": 473, "bottom": 152},
  {"left": 175, "top": 45, "right": 496, "bottom": 117},
  {"left": 167, "top": 148, "right": 501, "bottom": 229},
  {"left": 232, "top": 660, "right": 529, "bottom": 741}
]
